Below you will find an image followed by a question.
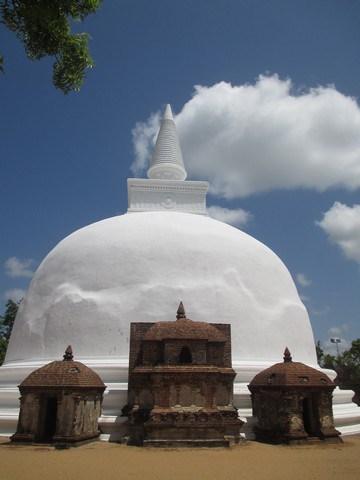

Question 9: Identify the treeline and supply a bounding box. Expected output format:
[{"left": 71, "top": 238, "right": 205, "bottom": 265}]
[{"left": 317, "top": 340, "right": 360, "bottom": 405}]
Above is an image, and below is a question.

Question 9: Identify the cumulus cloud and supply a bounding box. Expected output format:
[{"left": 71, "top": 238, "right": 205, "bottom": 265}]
[
  {"left": 207, "top": 206, "right": 251, "bottom": 228},
  {"left": 132, "top": 75, "right": 360, "bottom": 198},
  {"left": 4, "top": 257, "right": 34, "bottom": 278},
  {"left": 4, "top": 288, "right": 25, "bottom": 303},
  {"left": 131, "top": 111, "right": 161, "bottom": 175},
  {"left": 317, "top": 202, "right": 360, "bottom": 263},
  {"left": 296, "top": 273, "right": 312, "bottom": 287}
]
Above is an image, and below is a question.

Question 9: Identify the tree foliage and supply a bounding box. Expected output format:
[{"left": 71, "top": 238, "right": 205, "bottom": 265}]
[
  {"left": 317, "top": 339, "right": 360, "bottom": 405},
  {"left": 0, "top": 0, "right": 102, "bottom": 93},
  {"left": 0, "top": 299, "right": 20, "bottom": 365},
  {"left": 316, "top": 340, "right": 324, "bottom": 364},
  {"left": 0, "top": 337, "right": 7, "bottom": 366},
  {"left": 2, "top": 299, "right": 18, "bottom": 340},
  {"left": 335, "top": 340, "right": 360, "bottom": 390}
]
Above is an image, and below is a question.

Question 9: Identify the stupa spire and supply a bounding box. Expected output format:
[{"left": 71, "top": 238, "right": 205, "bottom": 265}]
[
  {"left": 147, "top": 104, "right": 187, "bottom": 181},
  {"left": 163, "top": 103, "right": 173, "bottom": 120}
]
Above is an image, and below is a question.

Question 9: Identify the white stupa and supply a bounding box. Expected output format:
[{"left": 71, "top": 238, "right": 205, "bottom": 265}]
[{"left": 0, "top": 105, "right": 359, "bottom": 439}]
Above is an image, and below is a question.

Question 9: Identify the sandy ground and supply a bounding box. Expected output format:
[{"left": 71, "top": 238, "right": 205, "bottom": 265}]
[{"left": 1, "top": 436, "right": 360, "bottom": 480}]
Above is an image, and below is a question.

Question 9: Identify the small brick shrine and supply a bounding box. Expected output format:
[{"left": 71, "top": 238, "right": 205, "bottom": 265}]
[
  {"left": 125, "top": 302, "right": 243, "bottom": 446},
  {"left": 248, "top": 348, "right": 341, "bottom": 444},
  {"left": 11, "top": 346, "right": 106, "bottom": 445}
]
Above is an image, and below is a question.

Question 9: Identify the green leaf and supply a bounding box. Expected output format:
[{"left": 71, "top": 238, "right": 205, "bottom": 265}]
[{"left": 0, "top": 0, "right": 102, "bottom": 93}]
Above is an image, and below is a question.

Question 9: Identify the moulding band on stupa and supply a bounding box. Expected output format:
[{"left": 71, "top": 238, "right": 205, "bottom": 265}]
[{"left": 127, "top": 178, "right": 208, "bottom": 214}]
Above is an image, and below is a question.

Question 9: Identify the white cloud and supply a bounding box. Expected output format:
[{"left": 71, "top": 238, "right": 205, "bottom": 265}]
[
  {"left": 207, "top": 206, "right": 251, "bottom": 228},
  {"left": 4, "top": 257, "right": 34, "bottom": 278},
  {"left": 309, "top": 305, "right": 330, "bottom": 317},
  {"left": 131, "top": 111, "right": 161, "bottom": 175},
  {"left": 4, "top": 288, "right": 25, "bottom": 303},
  {"left": 296, "top": 273, "right": 312, "bottom": 287},
  {"left": 317, "top": 202, "right": 360, "bottom": 263},
  {"left": 329, "top": 325, "right": 346, "bottom": 337},
  {"left": 132, "top": 75, "right": 360, "bottom": 198}
]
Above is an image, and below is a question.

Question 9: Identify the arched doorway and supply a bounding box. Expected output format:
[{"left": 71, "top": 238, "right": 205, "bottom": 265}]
[{"left": 179, "top": 346, "right": 192, "bottom": 364}]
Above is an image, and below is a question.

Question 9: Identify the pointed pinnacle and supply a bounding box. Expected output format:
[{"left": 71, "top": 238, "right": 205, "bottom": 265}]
[
  {"left": 63, "top": 345, "right": 74, "bottom": 361},
  {"left": 163, "top": 104, "right": 173, "bottom": 120},
  {"left": 283, "top": 347, "right": 292, "bottom": 363},
  {"left": 176, "top": 301, "right": 186, "bottom": 320},
  {"left": 147, "top": 103, "right": 187, "bottom": 181}
]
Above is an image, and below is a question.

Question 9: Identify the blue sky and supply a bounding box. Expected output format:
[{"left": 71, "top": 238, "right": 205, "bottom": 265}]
[{"left": 1, "top": 0, "right": 360, "bottom": 352}]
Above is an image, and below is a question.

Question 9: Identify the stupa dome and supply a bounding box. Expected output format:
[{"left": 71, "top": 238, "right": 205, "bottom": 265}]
[{"left": 6, "top": 209, "right": 316, "bottom": 366}]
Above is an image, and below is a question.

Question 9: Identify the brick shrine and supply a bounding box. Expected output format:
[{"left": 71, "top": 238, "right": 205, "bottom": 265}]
[
  {"left": 248, "top": 347, "right": 341, "bottom": 444},
  {"left": 125, "top": 302, "right": 243, "bottom": 447},
  {"left": 11, "top": 346, "right": 106, "bottom": 446}
]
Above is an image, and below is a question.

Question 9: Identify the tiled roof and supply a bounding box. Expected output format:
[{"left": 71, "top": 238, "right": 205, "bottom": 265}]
[
  {"left": 20, "top": 352, "right": 105, "bottom": 389},
  {"left": 143, "top": 318, "right": 226, "bottom": 342},
  {"left": 249, "top": 356, "right": 334, "bottom": 388}
]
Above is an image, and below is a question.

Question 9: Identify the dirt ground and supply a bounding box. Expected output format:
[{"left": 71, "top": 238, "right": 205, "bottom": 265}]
[{"left": 1, "top": 436, "right": 360, "bottom": 480}]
